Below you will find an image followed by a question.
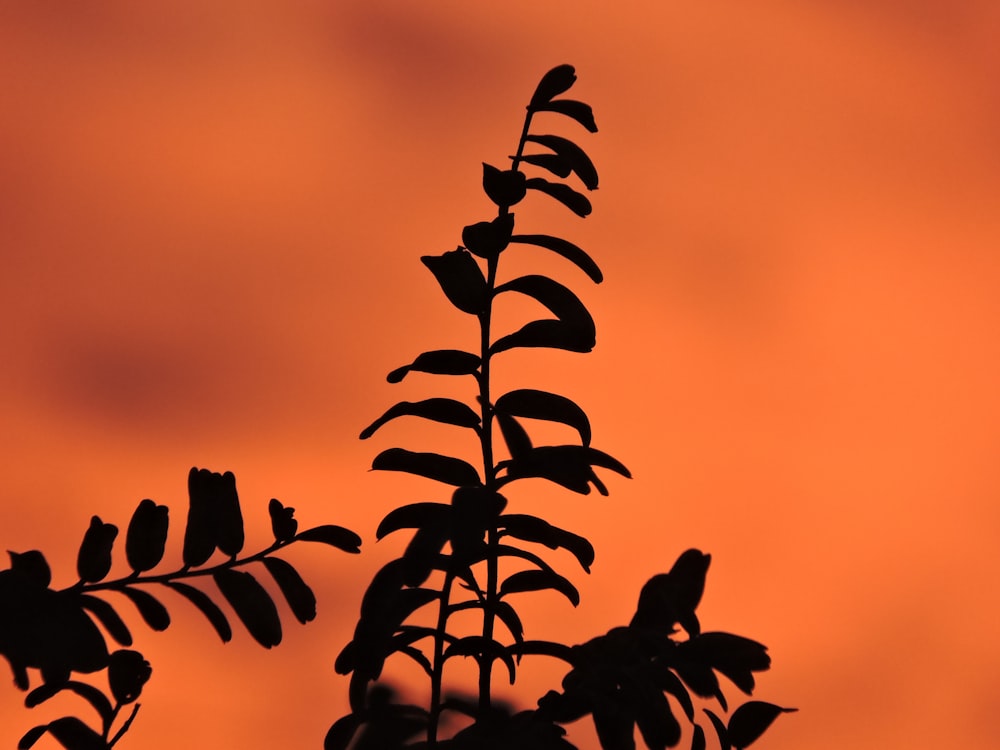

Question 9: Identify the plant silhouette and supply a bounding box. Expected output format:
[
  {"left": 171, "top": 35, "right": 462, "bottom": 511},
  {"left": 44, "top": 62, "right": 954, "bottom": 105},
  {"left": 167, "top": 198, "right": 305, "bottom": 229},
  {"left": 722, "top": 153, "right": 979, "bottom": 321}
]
[{"left": 1, "top": 66, "right": 792, "bottom": 750}]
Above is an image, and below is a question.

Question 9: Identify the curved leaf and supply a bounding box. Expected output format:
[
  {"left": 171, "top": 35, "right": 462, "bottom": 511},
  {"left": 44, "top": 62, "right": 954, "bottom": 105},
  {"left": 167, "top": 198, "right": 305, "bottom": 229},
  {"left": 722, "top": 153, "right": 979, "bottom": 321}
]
[
  {"left": 498, "top": 513, "right": 594, "bottom": 572},
  {"left": 125, "top": 499, "right": 169, "bottom": 573},
  {"left": 529, "top": 64, "right": 577, "bottom": 106},
  {"left": 421, "top": 249, "right": 488, "bottom": 314},
  {"left": 165, "top": 581, "right": 232, "bottom": 642},
  {"left": 509, "top": 234, "right": 602, "bottom": 283},
  {"left": 78, "top": 594, "right": 132, "bottom": 647},
  {"left": 482, "top": 163, "right": 527, "bottom": 207},
  {"left": 213, "top": 569, "right": 282, "bottom": 648},
  {"left": 507, "top": 639, "right": 574, "bottom": 665},
  {"left": 107, "top": 649, "right": 151, "bottom": 704},
  {"left": 518, "top": 153, "right": 571, "bottom": 179},
  {"left": 727, "top": 702, "right": 796, "bottom": 750},
  {"left": 25, "top": 681, "right": 113, "bottom": 722},
  {"left": 495, "top": 600, "right": 524, "bottom": 644},
  {"left": 386, "top": 350, "right": 480, "bottom": 383},
  {"left": 268, "top": 498, "right": 298, "bottom": 542},
  {"left": 496, "top": 412, "right": 533, "bottom": 459},
  {"left": 494, "top": 388, "right": 592, "bottom": 446},
  {"left": 525, "top": 177, "right": 592, "bottom": 217},
  {"left": 17, "top": 725, "right": 48, "bottom": 750},
  {"left": 360, "top": 398, "right": 480, "bottom": 440},
  {"left": 376, "top": 502, "right": 450, "bottom": 540},
  {"left": 683, "top": 632, "right": 770, "bottom": 693},
  {"left": 76, "top": 517, "right": 117, "bottom": 584},
  {"left": 499, "top": 445, "right": 631, "bottom": 496},
  {"left": 295, "top": 525, "right": 362, "bottom": 553},
  {"left": 462, "top": 214, "right": 514, "bottom": 260},
  {"left": 525, "top": 134, "right": 598, "bottom": 190},
  {"left": 119, "top": 587, "right": 170, "bottom": 631},
  {"left": 262, "top": 557, "right": 317, "bottom": 624},
  {"left": 499, "top": 569, "right": 580, "bottom": 607},
  {"left": 691, "top": 724, "right": 707, "bottom": 750},
  {"left": 372, "top": 448, "right": 481, "bottom": 487},
  {"left": 532, "top": 98, "right": 598, "bottom": 132},
  {"left": 634, "top": 686, "right": 681, "bottom": 750},
  {"left": 443, "top": 636, "right": 517, "bottom": 684},
  {"left": 492, "top": 275, "right": 595, "bottom": 355},
  {"left": 704, "top": 709, "right": 731, "bottom": 750},
  {"left": 42, "top": 717, "right": 106, "bottom": 750}
]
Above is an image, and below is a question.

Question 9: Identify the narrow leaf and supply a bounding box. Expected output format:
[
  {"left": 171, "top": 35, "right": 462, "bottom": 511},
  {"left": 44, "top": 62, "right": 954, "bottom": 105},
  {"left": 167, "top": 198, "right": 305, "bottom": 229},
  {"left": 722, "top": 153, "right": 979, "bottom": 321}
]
[
  {"left": 462, "top": 214, "right": 514, "bottom": 260},
  {"left": 498, "top": 513, "right": 594, "bottom": 572},
  {"left": 360, "top": 398, "right": 480, "bottom": 439},
  {"left": 125, "top": 499, "right": 169, "bottom": 573},
  {"left": 421, "top": 249, "right": 488, "bottom": 314},
  {"left": 495, "top": 601, "right": 524, "bottom": 644},
  {"left": 509, "top": 233, "right": 602, "bottom": 283},
  {"left": 213, "top": 569, "right": 282, "bottom": 648},
  {"left": 76, "top": 517, "right": 117, "bottom": 583},
  {"left": 525, "top": 134, "right": 598, "bottom": 189},
  {"left": 525, "top": 177, "right": 592, "bottom": 217},
  {"left": 533, "top": 98, "right": 598, "bottom": 132},
  {"left": 386, "top": 350, "right": 480, "bottom": 383},
  {"left": 494, "top": 388, "right": 592, "bottom": 445},
  {"left": 691, "top": 724, "right": 707, "bottom": 750},
  {"left": 727, "top": 702, "right": 796, "bottom": 750},
  {"left": 492, "top": 275, "right": 595, "bottom": 355},
  {"left": 165, "top": 581, "right": 232, "bottom": 642},
  {"left": 375, "top": 502, "right": 450, "bottom": 540},
  {"left": 263, "top": 557, "right": 317, "bottom": 624},
  {"left": 371, "top": 448, "right": 481, "bottom": 487},
  {"left": 268, "top": 498, "right": 298, "bottom": 542},
  {"left": 119, "top": 587, "right": 170, "bottom": 631},
  {"left": 499, "top": 445, "right": 630, "bottom": 495},
  {"left": 17, "top": 725, "right": 48, "bottom": 750},
  {"left": 496, "top": 412, "right": 533, "bottom": 459},
  {"left": 499, "top": 569, "right": 580, "bottom": 607},
  {"left": 529, "top": 64, "right": 577, "bottom": 106},
  {"left": 26, "top": 682, "right": 113, "bottom": 721},
  {"left": 79, "top": 595, "right": 133, "bottom": 646},
  {"left": 443, "top": 636, "right": 517, "bottom": 683},
  {"left": 295, "top": 525, "right": 362, "bottom": 553},
  {"left": 518, "top": 153, "right": 572, "bottom": 179},
  {"left": 43, "top": 717, "right": 106, "bottom": 750},
  {"left": 703, "top": 709, "right": 731, "bottom": 750}
]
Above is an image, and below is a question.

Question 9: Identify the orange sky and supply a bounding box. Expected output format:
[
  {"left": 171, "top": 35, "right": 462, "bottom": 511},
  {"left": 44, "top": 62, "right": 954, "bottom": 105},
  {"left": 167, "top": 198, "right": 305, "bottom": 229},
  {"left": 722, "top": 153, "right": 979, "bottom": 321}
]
[{"left": 2, "top": 2, "right": 999, "bottom": 748}]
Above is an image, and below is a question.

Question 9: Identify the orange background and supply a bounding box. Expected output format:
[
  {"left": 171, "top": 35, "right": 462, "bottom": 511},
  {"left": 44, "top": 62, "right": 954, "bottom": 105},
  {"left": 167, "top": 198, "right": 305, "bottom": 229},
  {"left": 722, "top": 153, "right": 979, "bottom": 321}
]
[{"left": 2, "top": 2, "right": 999, "bottom": 748}]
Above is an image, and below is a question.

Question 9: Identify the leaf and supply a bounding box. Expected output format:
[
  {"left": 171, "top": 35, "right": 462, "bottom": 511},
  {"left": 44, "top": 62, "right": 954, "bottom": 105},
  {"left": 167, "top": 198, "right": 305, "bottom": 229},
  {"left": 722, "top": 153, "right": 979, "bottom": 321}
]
[
  {"left": 533, "top": 98, "right": 598, "bottom": 132},
  {"left": 518, "top": 153, "right": 571, "bottom": 179},
  {"left": 727, "top": 702, "right": 796, "bottom": 750},
  {"left": 76, "top": 516, "right": 118, "bottom": 583},
  {"left": 499, "top": 569, "right": 580, "bottom": 607},
  {"left": 683, "top": 632, "right": 771, "bottom": 694},
  {"left": 496, "top": 412, "right": 533, "bottom": 459},
  {"left": 375, "top": 502, "right": 450, "bottom": 540},
  {"left": 360, "top": 398, "right": 480, "bottom": 440},
  {"left": 125, "top": 499, "right": 169, "bottom": 573},
  {"left": 591, "top": 706, "right": 634, "bottom": 750},
  {"left": 499, "top": 445, "right": 631, "bottom": 495},
  {"left": 386, "top": 349, "right": 480, "bottom": 383},
  {"left": 525, "top": 177, "right": 592, "bottom": 217},
  {"left": 107, "top": 649, "right": 151, "bottom": 704},
  {"left": 183, "top": 467, "right": 216, "bottom": 568},
  {"left": 494, "top": 388, "right": 592, "bottom": 446},
  {"left": 482, "top": 163, "right": 527, "bottom": 207},
  {"left": 525, "top": 134, "right": 598, "bottom": 189},
  {"left": 703, "top": 709, "right": 731, "bottom": 750},
  {"left": 17, "top": 725, "right": 48, "bottom": 750},
  {"left": 461, "top": 214, "right": 514, "bottom": 260},
  {"left": 43, "top": 717, "right": 107, "bottom": 750},
  {"left": 213, "top": 569, "right": 282, "bottom": 648},
  {"left": 492, "top": 275, "right": 595, "bottom": 355},
  {"left": 443, "top": 636, "right": 517, "bottom": 683},
  {"left": 119, "top": 587, "right": 170, "bottom": 631},
  {"left": 165, "top": 581, "right": 232, "bottom": 642},
  {"left": 634, "top": 687, "right": 681, "bottom": 750},
  {"left": 494, "top": 601, "right": 524, "bottom": 644},
  {"left": 631, "top": 550, "right": 710, "bottom": 636},
  {"left": 420, "top": 249, "right": 488, "bottom": 314},
  {"left": 371, "top": 448, "right": 481, "bottom": 487},
  {"left": 25, "top": 681, "right": 113, "bottom": 722},
  {"left": 529, "top": 64, "right": 577, "bottom": 106},
  {"left": 498, "top": 513, "right": 594, "bottom": 572},
  {"left": 509, "top": 234, "right": 603, "bottom": 283},
  {"left": 78, "top": 595, "right": 133, "bottom": 647},
  {"left": 655, "top": 667, "right": 695, "bottom": 722},
  {"left": 268, "top": 498, "right": 298, "bottom": 542},
  {"left": 263, "top": 557, "right": 317, "bottom": 624},
  {"left": 691, "top": 724, "right": 707, "bottom": 750},
  {"left": 296, "top": 525, "right": 363, "bottom": 553}
]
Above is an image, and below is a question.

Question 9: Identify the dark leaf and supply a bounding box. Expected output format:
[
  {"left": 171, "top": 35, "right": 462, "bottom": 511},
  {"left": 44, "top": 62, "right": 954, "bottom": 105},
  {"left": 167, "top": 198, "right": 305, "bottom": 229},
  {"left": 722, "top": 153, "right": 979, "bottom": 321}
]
[
  {"left": 533, "top": 98, "right": 598, "bottom": 132},
  {"left": 691, "top": 724, "right": 707, "bottom": 750},
  {"left": 498, "top": 513, "right": 595, "bottom": 572},
  {"left": 17, "top": 725, "right": 48, "bottom": 750},
  {"left": 386, "top": 349, "right": 480, "bottom": 383},
  {"left": 492, "top": 275, "right": 595, "bottom": 355},
  {"left": 125, "top": 499, "right": 169, "bottom": 573},
  {"left": 655, "top": 667, "right": 694, "bottom": 722},
  {"left": 76, "top": 517, "right": 117, "bottom": 584},
  {"left": 296, "top": 525, "right": 363, "bottom": 553},
  {"left": 9, "top": 550, "right": 51, "bottom": 587},
  {"left": 107, "top": 649, "right": 151, "bottom": 704},
  {"left": 462, "top": 214, "right": 515, "bottom": 260},
  {"left": 443, "top": 636, "right": 517, "bottom": 683},
  {"left": 375, "top": 502, "right": 450, "bottom": 540},
  {"left": 592, "top": 705, "right": 634, "bottom": 750},
  {"left": 496, "top": 412, "right": 533, "bottom": 459},
  {"left": 165, "top": 581, "right": 232, "bottom": 642},
  {"left": 324, "top": 714, "right": 361, "bottom": 750},
  {"left": 119, "top": 587, "right": 170, "bottom": 631},
  {"left": 79, "top": 595, "right": 132, "bottom": 646},
  {"left": 500, "top": 569, "right": 580, "bottom": 607},
  {"left": 727, "top": 702, "right": 796, "bottom": 750},
  {"left": 263, "top": 557, "right": 317, "bottom": 624},
  {"left": 507, "top": 639, "right": 574, "bottom": 664},
  {"left": 499, "top": 445, "right": 631, "bottom": 495},
  {"left": 371, "top": 448, "right": 481, "bottom": 487},
  {"left": 482, "top": 163, "right": 527, "bottom": 207},
  {"left": 519, "top": 152, "right": 572, "bottom": 179},
  {"left": 183, "top": 467, "right": 216, "bottom": 568},
  {"left": 25, "top": 681, "right": 113, "bottom": 722},
  {"left": 634, "top": 687, "right": 681, "bottom": 750},
  {"left": 703, "top": 709, "right": 730, "bottom": 750},
  {"left": 421, "top": 249, "right": 488, "bottom": 313},
  {"left": 630, "top": 550, "right": 711, "bottom": 636},
  {"left": 213, "top": 569, "right": 282, "bottom": 648},
  {"left": 509, "top": 234, "right": 603, "bottom": 283},
  {"left": 360, "top": 398, "right": 480, "bottom": 439},
  {"left": 525, "top": 134, "right": 598, "bottom": 189},
  {"left": 683, "top": 632, "right": 771, "bottom": 694},
  {"left": 495, "top": 388, "right": 592, "bottom": 445},
  {"left": 495, "top": 600, "right": 525, "bottom": 644},
  {"left": 43, "top": 717, "right": 107, "bottom": 750},
  {"left": 525, "top": 177, "right": 592, "bottom": 217},
  {"left": 529, "top": 64, "right": 577, "bottom": 106},
  {"left": 401, "top": 524, "right": 450, "bottom": 586},
  {"left": 268, "top": 498, "right": 298, "bottom": 542}
]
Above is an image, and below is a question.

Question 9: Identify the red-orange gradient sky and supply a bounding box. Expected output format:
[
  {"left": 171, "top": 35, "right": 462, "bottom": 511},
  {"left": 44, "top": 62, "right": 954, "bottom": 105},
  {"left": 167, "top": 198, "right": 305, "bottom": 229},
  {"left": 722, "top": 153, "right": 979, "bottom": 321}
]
[{"left": 2, "top": 2, "right": 999, "bottom": 749}]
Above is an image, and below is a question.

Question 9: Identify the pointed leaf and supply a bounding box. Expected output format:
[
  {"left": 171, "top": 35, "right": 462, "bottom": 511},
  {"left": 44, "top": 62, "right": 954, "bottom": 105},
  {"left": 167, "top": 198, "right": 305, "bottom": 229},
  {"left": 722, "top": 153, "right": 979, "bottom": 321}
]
[
  {"left": 495, "top": 601, "right": 524, "bottom": 644},
  {"left": 530, "top": 64, "right": 577, "bottom": 106},
  {"left": 213, "top": 569, "right": 282, "bottom": 648},
  {"left": 499, "top": 445, "right": 631, "bottom": 495},
  {"left": 727, "top": 702, "right": 796, "bottom": 750},
  {"left": 492, "top": 275, "right": 595, "bottom": 355},
  {"left": 525, "top": 177, "right": 592, "bottom": 217},
  {"left": 421, "top": 249, "right": 488, "bottom": 314},
  {"left": 443, "top": 636, "right": 517, "bottom": 683},
  {"left": 386, "top": 350, "right": 480, "bottom": 383},
  {"left": 263, "top": 557, "right": 317, "bottom": 624},
  {"left": 518, "top": 153, "right": 572, "bottom": 179},
  {"left": 634, "top": 687, "right": 681, "bottom": 750},
  {"left": 525, "top": 134, "right": 598, "bottom": 189},
  {"left": 509, "top": 234, "right": 602, "bottom": 283},
  {"left": 165, "top": 581, "right": 232, "bottom": 642},
  {"left": 372, "top": 448, "right": 481, "bottom": 487},
  {"left": 43, "top": 717, "right": 106, "bottom": 750},
  {"left": 119, "top": 587, "right": 170, "bottom": 631},
  {"left": 78, "top": 595, "right": 132, "bottom": 647},
  {"left": 462, "top": 214, "right": 514, "bottom": 260},
  {"left": 691, "top": 724, "right": 707, "bottom": 750},
  {"left": 683, "top": 632, "right": 770, "bottom": 694},
  {"left": 25, "top": 681, "right": 113, "bottom": 722},
  {"left": 495, "top": 388, "right": 592, "bottom": 445},
  {"left": 500, "top": 569, "right": 580, "bottom": 607},
  {"left": 295, "top": 525, "right": 362, "bottom": 553},
  {"left": 17, "top": 725, "right": 49, "bottom": 750},
  {"left": 360, "top": 398, "right": 480, "bottom": 439},
  {"left": 183, "top": 467, "right": 216, "bottom": 567},
  {"left": 533, "top": 98, "right": 598, "bottom": 132},
  {"left": 125, "top": 499, "right": 169, "bottom": 573},
  {"left": 482, "top": 163, "right": 527, "bottom": 207},
  {"left": 498, "top": 513, "right": 594, "bottom": 572},
  {"left": 703, "top": 709, "right": 730, "bottom": 750},
  {"left": 375, "top": 502, "right": 450, "bottom": 540},
  {"left": 496, "top": 412, "right": 533, "bottom": 459},
  {"left": 76, "top": 517, "right": 117, "bottom": 583}
]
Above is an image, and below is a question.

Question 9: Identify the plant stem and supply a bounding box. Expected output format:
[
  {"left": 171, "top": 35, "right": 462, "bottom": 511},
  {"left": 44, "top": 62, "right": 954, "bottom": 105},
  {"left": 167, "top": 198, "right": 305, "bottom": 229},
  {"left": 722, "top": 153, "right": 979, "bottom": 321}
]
[{"left": 427, "top": 570, "right": 456, "bottom": 745}]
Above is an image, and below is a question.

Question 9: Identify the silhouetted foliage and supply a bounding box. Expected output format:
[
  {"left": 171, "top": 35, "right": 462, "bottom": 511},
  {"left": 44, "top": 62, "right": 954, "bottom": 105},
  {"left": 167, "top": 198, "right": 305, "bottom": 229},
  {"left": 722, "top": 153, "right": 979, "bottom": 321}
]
[{"left": 2, "top": 65, "right": 791, "bottom": 750}]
